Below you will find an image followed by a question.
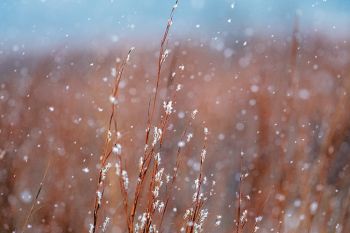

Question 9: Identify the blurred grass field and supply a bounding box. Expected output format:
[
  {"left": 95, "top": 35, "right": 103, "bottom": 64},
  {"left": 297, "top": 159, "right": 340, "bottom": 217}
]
[{"left": 1, "top": 31, "right": 350, "bottom": 233}]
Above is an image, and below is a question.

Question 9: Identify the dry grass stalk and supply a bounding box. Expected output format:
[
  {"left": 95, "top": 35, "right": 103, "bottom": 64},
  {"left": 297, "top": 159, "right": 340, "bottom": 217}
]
[
  {"left": 91, "top": 48, "right": 135, "bottom": 233},
  {"left": 21, "top": 156, "right": 53, "bottom": 233}
]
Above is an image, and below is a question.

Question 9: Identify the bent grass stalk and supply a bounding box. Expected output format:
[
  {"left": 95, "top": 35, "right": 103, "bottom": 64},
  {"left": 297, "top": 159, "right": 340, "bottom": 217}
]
[
  {"left": 21, "top": 155, "right": 53, "bottom": 233},
  {"left": 91, "top": 48, "right": 134, "bottom": 233}
]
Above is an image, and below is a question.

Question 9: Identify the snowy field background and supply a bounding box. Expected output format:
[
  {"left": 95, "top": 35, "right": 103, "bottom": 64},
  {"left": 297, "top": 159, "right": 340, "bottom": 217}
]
[{"left": 1, "top": 1, "right": 350, "bottom": 233}]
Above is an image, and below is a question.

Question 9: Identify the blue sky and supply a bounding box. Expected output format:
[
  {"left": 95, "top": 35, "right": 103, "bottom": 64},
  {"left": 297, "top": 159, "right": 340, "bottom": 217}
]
[{"left": 1, "top": 0, "right": 350, "bottom": 49}]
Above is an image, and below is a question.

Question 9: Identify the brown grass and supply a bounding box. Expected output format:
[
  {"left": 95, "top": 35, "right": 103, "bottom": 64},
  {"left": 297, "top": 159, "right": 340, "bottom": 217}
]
[{"left": 1, "top": 2, "right": 350, "bottom": 233}]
